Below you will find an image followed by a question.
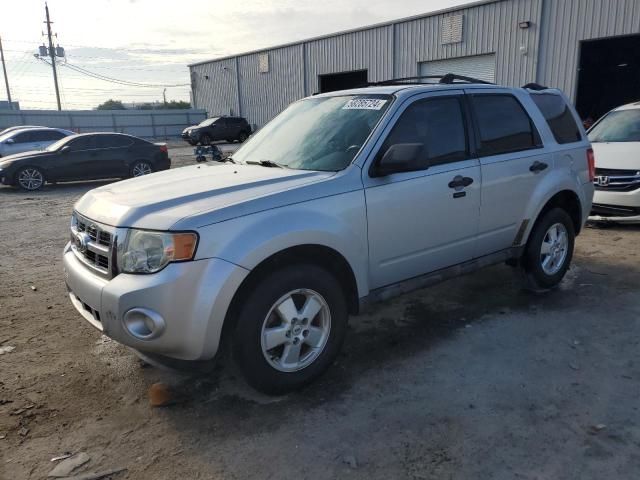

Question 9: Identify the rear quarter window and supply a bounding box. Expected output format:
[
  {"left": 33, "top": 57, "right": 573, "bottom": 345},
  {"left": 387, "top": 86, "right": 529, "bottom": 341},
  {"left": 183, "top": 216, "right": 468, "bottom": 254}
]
[{"left": 531, "top": 93, "right": 582, "bottom": 144}]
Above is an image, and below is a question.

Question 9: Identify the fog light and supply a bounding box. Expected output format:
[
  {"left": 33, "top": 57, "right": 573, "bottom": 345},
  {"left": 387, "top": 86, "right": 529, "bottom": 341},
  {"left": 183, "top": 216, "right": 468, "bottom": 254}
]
[{"left": 123, "top": 308, "right": 166, "bottom": 340}]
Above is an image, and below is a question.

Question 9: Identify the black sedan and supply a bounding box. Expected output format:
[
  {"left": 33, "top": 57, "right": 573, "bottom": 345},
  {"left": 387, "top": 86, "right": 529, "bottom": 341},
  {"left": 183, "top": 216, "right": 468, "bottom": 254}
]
[{"left": 0, "top": 133, "right": 170, "bottom": 191}]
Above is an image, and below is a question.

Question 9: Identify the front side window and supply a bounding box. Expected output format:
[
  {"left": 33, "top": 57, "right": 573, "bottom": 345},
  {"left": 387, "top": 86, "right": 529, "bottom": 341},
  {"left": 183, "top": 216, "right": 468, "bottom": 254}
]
[
  {"left": 69, "top": 137, "right": 95, "bottom": 151},
  {"left": 233, "top": 94, "right": 392, "bottom": 171},
  {"left": 198, "top": 118, "right": 219, "bottom": 127},
  {"left": 12, "top": 131, "right": 33, "bottom": 144},
  {"left": 377, "top": 96, "right": 468, "bottom": 171},
  {"left": 471, "top": 94, "right": 541, "bottom": 156},
  {"left": 531, "top": 93, "right": 582, "bottom": 144},
  {"left": 588, "top": 109, "right": 640, "bottom": 143}
]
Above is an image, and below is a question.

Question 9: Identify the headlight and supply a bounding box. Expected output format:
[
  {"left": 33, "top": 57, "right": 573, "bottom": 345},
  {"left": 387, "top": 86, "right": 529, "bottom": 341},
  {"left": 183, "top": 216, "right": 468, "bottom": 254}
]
[{"left": 119, "top": 229, "right": 198, "bottom": 274}]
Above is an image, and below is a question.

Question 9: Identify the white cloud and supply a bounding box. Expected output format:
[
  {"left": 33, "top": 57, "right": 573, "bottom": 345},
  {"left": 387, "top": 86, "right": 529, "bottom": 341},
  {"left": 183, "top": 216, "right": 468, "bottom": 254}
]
[{"left": 1, "top": 0, "right": 474, "bottom": 109}]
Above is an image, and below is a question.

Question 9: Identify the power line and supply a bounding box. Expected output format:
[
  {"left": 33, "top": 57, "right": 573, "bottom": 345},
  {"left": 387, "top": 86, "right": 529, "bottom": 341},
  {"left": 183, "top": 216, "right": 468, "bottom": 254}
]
[{"left": 60, "top": 62, "right": 190, "bottom": 88}]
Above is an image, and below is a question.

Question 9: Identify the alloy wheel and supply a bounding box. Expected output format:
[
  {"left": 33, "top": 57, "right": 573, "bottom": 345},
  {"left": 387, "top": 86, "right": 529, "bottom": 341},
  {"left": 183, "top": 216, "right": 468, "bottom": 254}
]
[
  {"left": 132, "top": 162, "right": 152, "bottom": 177},
  {"left": 260, "top": 288, "right": 331, "bottom": 372},
  {"left": 18, "top": 168, "right": 44, "bottom": 190},
  {"left": 540, "top": 222, "right": 569, "bottom": 275}
]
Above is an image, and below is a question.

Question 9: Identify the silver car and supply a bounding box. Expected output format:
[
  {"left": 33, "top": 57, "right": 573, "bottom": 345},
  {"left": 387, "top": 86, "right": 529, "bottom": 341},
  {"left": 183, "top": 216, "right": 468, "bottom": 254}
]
[
  {"left": 0, "top": 127, "right": 75, "bottom": 158},
  {"left": 63, "top": 80, "right": 594, "bottom": 394}
]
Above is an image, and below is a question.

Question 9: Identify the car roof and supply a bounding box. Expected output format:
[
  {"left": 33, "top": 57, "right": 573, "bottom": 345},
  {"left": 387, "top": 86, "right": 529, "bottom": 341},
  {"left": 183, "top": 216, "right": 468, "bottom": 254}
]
[
  {"left": 612, "top": 101, "right": 640, "bottom": 111},
  {"left": 311, "top": 83, "right": 510, "bottom": 100}
]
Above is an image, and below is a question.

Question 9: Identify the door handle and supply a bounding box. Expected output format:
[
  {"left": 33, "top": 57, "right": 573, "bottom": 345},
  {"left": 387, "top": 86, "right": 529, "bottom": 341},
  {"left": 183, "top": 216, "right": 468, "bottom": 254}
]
[
  {"left": 529, "top": 161, "right": 548, "bottom": 173},
  {"left": 448, "top": 175, "right": 474, "bottom": 189}
]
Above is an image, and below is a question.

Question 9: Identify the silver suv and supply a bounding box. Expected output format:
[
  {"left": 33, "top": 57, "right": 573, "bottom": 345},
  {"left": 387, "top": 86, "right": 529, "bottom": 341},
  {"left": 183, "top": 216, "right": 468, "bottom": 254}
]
[{"left": 63, "top": 80, "right": 594, "bottom": 394}]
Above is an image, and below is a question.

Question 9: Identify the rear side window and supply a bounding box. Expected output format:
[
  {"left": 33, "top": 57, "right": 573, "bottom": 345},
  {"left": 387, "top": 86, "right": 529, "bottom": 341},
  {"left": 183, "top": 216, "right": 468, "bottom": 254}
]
[
  {"left": 95, "top": 135, "right": 133, "bottom": 148},
  {"left": 531, "top": 93, "right": 582, "bottom": 144},
  {"left": 471, "top": 94, "right": 541, "bottom": 156},
  {"left": 380, "top": 96, "right": 469, "bottom": 169}
]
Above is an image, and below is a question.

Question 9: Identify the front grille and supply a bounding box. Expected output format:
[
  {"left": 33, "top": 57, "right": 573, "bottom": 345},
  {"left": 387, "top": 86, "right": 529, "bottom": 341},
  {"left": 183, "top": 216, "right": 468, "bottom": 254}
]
[
  {"left": 71, "top": 214, "right": 115, "bottom": 277},
  {"left": 594, "top": 168, "right": 640, "bottom": 192}
]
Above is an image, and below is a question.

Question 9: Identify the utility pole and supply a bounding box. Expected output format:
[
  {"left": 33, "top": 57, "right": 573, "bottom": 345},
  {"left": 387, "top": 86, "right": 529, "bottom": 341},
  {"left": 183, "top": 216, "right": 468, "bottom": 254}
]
[
  {"left": 44, "top": 3, "right": 61, "bottom": 111},
  {"left": 163, "top": 88, "right": 167, "bottom": 107},
  {"left": 0, "top": 35, "right": 12, "bottom": 110}
]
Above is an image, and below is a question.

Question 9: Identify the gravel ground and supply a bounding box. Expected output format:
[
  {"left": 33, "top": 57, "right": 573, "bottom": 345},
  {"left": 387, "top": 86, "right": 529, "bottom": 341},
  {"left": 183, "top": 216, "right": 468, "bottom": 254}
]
[{"left": 1, "top": 149, "right": 639, "bottom": 479}]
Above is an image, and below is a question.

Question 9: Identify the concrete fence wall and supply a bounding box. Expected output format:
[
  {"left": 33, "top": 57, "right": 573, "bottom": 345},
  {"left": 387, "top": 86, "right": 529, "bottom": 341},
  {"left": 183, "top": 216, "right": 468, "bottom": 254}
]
[{"left": 0, "top": 109, "right": 208, "bottom": 138}]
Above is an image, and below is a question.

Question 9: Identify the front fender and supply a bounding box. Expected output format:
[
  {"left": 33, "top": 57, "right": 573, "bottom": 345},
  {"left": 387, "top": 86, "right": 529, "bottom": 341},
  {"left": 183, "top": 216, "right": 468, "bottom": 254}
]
[{"left": 195, "top": 189, "right": 370, "bottom": 297}]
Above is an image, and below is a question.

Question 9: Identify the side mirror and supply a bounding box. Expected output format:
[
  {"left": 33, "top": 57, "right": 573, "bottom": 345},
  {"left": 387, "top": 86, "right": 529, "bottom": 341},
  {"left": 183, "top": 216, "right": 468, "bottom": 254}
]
[
  {"left": 5, "top": 138, "right": 14, "bottom": 144},
  {"left": 61, "top": 145, "right": 71, "bottom": 153},
  {"left": 373, "top": 143, "right": 425, "bottom": 177}
]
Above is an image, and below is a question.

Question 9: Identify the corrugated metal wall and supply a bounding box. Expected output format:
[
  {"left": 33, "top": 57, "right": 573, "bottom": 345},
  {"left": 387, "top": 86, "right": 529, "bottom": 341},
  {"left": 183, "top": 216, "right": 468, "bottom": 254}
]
[
  {"left": 537, "top": 0, "right": 640, "bottom": 100},
  {"left": 394, "top": 0, "right": 541, "bottom": 85},
  {"left": 0, "top": 109, "right": 207, "bottom": 138},
  {"left": 238, "top": 45, "right": 305, "bottom": 127},
  {"left": 305, "top": 26, "right": 394, "bottom": 94},
  {"left": 191, "top": 0, "right": 639, "bottom": 127}
]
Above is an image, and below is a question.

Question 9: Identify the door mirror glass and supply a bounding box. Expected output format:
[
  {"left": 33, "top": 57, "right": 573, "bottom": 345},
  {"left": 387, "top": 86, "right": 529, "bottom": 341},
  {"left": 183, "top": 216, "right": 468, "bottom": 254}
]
[
  {"left": 375, "top": 143, "right": 424, "bottom": 176},
  {"left": 60, "top": 145, "right": 71, "bottom": 153},
  {"left": 5, "top": 138, "right": 14, "bottom": 144}
]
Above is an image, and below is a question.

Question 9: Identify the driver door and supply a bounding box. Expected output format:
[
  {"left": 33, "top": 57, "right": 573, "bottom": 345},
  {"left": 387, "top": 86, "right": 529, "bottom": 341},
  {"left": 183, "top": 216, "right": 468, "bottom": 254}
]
[{"left": 363, "top": 91, "right": 481, "bottom": 289}]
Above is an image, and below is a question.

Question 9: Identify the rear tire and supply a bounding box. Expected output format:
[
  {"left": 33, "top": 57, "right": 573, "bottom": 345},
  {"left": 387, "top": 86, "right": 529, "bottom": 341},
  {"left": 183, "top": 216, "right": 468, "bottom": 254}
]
[
  {"left": 522, "top": 208, "right": 575, "bottom": 291},
  {"left": 238, "top": 132, "right": 249, "bottom": 143},
  {"left": 232, "top": 264, "right": 348, "bottom": 395},
  {"left": 130, "top": 161, "right": 153, "bottom": 177}
]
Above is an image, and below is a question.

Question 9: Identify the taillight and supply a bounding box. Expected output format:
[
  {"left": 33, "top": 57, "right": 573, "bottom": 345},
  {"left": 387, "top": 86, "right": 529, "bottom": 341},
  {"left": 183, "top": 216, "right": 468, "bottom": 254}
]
[
  {"left": 159, "top": 144, "right": 168, "bottom": 153},
  {"left": 587, "top": 148, "right": 595, "bottom": 182}
]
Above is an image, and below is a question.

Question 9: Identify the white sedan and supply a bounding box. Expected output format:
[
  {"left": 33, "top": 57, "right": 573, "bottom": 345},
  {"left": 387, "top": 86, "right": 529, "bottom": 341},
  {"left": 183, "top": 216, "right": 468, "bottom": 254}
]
[{"left": 588, "top": 102, "right": 640, "bottom": 223}]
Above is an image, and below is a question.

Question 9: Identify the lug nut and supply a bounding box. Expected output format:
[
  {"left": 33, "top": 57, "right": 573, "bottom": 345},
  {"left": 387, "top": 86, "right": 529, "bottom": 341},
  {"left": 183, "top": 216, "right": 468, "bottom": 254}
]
[{"left": 293, "top": 338, "right": 300, "bottom": 345}]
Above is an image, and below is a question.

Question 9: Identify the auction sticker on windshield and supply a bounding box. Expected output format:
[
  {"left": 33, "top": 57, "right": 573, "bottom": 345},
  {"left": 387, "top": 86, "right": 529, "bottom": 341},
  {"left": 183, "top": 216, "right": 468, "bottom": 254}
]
[{"left": 342, "top": 98, "right": 388, "bottom": 110}]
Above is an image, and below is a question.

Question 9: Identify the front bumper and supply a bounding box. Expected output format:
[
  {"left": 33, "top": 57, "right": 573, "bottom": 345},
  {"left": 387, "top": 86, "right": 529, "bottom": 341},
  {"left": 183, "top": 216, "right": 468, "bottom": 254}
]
[
  {"left": 63, "top": 242, "right": 249, "bottom": 360},
  {"left": 589, "top": 187, "right": 640, "bottom": 223}
]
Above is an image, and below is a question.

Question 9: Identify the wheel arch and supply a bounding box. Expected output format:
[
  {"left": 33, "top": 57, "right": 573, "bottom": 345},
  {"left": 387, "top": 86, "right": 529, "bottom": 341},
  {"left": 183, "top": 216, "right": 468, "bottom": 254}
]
[
  {"left": 523, "top": 189, "right": 583, "bottom": 246},
  {"left": 219, "top": 244, "right": 360, "bottom": 353}
]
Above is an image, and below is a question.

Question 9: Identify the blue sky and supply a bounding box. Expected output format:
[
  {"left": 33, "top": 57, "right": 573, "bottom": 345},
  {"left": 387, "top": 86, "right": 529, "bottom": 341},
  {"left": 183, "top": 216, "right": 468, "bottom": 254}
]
[{"left": 1, "top": 0, "right": 474, "bottom": 109}]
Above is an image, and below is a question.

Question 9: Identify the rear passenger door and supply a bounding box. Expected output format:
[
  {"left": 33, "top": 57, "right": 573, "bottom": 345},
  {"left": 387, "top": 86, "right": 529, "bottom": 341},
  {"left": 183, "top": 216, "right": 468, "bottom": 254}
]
[
  {"left": 94, "top": 135, "right": 134, "bottom": 177},
  {"left": 364, "top": 91, "right": 481, "bottom": 289},
  {"left": 468, "top": 90, "right": 551, "bottom": 255}
]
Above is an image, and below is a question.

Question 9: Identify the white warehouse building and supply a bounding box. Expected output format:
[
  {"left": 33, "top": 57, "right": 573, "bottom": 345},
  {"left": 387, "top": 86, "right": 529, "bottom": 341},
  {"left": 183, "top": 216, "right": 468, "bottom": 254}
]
[{"left": 189, "top": 0, "right": 640, "bottom": 128}]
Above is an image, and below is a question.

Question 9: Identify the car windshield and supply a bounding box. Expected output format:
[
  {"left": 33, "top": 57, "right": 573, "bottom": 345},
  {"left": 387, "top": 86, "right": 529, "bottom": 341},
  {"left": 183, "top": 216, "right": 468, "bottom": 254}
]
[
  {"left": 232, "top": 94, "right": 393, "bottom": 171},
  {"left": 588, "top": 109, "right": 640, "bottom": 142},
  {"left": 198, "top": 117, "right": 219, "bottom": 127},
  {"left": 46, "top": 135, "right": 76, "bottom": 151}
]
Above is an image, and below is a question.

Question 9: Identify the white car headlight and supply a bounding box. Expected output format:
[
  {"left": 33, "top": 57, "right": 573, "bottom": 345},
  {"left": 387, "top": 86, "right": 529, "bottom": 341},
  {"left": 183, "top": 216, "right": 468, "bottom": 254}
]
[{"left": 119, "top": 229, "right": 198, "bottom": 274}]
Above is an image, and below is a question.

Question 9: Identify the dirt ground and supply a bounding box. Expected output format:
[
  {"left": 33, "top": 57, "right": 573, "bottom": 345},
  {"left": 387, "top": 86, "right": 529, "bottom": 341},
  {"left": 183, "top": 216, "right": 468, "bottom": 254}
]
[{"left": 1, "top": 147, "right": 639, "bottom": 479}]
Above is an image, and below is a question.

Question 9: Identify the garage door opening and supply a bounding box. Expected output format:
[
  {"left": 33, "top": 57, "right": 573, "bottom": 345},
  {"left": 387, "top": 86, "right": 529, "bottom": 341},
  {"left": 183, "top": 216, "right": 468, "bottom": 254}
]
[
  {"left": 419, "top": 54, "right": 496, "bottom": 83},
  {"left": 319, "top": 70, "right": 368, "bottom": 93},
  {"left": 576, "top": 35, "right": 640, "bottom": 121}
]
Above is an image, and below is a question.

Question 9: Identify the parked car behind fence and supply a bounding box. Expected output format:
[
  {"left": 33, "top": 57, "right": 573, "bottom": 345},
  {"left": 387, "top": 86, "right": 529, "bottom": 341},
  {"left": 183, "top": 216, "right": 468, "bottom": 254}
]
[{"left": 0, "top": 132, "right": 170, "bottom": 191}]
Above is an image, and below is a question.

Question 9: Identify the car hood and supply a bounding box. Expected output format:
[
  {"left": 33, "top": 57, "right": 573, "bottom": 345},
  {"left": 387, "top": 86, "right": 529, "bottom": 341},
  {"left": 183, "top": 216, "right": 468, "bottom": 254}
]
[
  {"left": 74, "top": 163, "right": 336, "bottom": 230},
  {"left": 592, "top": 142, "right": 640, "bottom": 171},
  {"left": 182, "top": 126, "right": 198, "bottom": 134},
  {"left": 0, "top": 150, "right": 51, "bottom": 166}
]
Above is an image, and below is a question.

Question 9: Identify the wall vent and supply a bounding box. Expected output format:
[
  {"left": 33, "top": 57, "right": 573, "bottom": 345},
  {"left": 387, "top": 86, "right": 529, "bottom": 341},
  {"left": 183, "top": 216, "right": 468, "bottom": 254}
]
[
  {"left": 441, "top": 14, "right": 464, "bottom": 44},
  {"left": 258, "top": 53, "right": 269, "bottom": 73}
]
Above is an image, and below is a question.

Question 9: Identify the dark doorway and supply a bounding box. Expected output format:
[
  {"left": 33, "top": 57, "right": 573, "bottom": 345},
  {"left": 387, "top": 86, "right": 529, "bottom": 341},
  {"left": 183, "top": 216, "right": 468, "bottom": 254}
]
[
  {"left": 319, "top": 70, "right": 368, "bottom": 93},
  {"left": 576, "top": 35, "right": 640, "bottom": 121}
]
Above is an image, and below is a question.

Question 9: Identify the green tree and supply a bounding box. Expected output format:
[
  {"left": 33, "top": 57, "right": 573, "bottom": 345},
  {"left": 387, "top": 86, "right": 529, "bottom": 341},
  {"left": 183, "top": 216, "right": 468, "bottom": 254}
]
[
  {"left": 166, "top": 100, "right": 191, "bottom": 109},
  {"left": 96, "top": 99, "right": 126, "bottom": 110}
]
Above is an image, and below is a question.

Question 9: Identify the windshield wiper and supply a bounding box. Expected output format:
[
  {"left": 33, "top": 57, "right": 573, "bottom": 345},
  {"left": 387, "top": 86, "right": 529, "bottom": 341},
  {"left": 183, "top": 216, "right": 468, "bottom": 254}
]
[
  {"left": 246, "top": 159, "right": 285, "bottom": 168},
  {"left": 217, "top": 156, "right": 236, "bottom": 164}
]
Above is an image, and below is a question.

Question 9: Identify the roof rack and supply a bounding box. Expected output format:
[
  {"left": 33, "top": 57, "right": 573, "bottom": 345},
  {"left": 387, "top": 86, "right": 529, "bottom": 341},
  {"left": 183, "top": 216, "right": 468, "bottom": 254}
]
[
  {"left": 369, "top": 73, "right": 494, "bottom": 86},
  {"left": 522, "top": 83, "right": 549, "bottom": 91}
]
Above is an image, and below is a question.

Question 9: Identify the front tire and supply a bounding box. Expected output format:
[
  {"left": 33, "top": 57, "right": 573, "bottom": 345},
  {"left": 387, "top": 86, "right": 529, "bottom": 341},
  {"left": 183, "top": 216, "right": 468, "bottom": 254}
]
[
  {"left": 232, "top": 264, "right": 348, "bottom": 395},
  {"left": 522, "top": 208, "right": 575, "bottom": 291},
  {"left": 238, "top": 132, "right": 249, "bottom": 143},
  {"left": 16, "top": 166, "right": 45, "bottom": 191}
]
